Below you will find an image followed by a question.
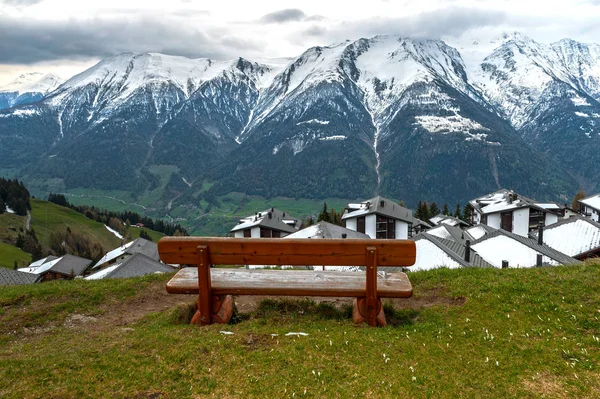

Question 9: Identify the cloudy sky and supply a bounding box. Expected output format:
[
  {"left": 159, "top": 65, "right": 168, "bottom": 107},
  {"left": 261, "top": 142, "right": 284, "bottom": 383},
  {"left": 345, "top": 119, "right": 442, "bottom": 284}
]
[{"left": 1, "top": 0, "right": 600, "bottom": 84}]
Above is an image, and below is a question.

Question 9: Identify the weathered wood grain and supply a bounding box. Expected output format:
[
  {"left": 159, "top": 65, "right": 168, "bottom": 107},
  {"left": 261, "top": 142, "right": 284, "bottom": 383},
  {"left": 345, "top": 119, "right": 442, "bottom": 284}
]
[
  {"left": 166, "top": 268, "right": 413, "bottom": 298},
  {"left": 158, "top": 237, "right": 416, "bottom": 267}
]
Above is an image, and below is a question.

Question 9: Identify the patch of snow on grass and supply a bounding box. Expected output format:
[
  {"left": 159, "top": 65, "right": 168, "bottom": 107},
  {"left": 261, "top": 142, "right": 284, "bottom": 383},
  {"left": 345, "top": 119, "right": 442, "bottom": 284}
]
[
  {"left": 5, "top": 206, "right": 15, "bottom": 214},
  {"left": 104, "top": 225, "right": 123, "bottom": 240}
]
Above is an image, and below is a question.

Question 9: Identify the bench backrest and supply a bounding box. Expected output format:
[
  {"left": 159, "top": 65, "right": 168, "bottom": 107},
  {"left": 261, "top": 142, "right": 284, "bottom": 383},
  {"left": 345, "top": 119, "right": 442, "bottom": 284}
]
[{"left": 158, "top": 237, "right": 416, "bottom": 267}]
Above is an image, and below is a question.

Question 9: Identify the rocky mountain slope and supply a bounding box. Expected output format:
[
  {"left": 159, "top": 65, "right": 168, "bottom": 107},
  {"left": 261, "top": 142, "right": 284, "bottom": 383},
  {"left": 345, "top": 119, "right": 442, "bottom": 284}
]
[{"left": 0, "top": 33, "right": 598, "bottom": 211}]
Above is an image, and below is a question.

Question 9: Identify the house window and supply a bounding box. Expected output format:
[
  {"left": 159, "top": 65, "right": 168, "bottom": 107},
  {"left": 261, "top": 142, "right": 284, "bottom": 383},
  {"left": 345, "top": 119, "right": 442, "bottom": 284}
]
[
  {"left": 272, "top": 230, "right": 281, "bottom": 238},
  {"left": 376, "top": 215, "right": 396, "bottom": 239},
  {"left": 244, "top": 229, "right": 251, "bottom": 238},
  {"left": 260, "top": 228, "right": 272, "bottom": 238},
  {"left": 408, "top": 222, "right": 413, "bottom": 238},
  {"left": 481, "top": 214, "right": 487, "bottom": 224},
  {"left": 357, "top": 216, "right": 365, "bottom": 234},
  {"left": 529, "top": 209, "right": 545, "bottom": 230}
]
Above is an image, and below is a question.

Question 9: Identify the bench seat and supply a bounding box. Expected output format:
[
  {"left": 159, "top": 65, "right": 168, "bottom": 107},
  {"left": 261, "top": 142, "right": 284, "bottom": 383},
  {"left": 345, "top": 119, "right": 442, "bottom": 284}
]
[{"left": 167, "top": 268, "right": 413, "bottom": 298}]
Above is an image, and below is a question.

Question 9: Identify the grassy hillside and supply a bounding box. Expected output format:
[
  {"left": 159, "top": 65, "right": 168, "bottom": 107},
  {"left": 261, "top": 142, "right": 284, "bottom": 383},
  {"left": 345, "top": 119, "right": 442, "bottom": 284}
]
[
  {"left": 1, "top": 265, "right": 600, "bottom": 398},
  {"left": 0, "top": 241, "right": 31, "bottom": 269},
  {"left": 30, "top": 198, "right": 163, "bottom": 251}
]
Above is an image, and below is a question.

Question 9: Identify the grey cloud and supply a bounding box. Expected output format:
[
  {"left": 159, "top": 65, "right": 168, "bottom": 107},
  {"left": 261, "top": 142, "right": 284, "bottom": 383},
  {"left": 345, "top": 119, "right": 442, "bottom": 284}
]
[
  {"left": 1, "top": 0, "right": 43, "bottom": 5},
  {"left": 260, "top": 8, "right": 325, "bottom": 24},
  {"left": 300, "top": 7, "right": 508, "bottom": 43},
  {"left": 0, "top": 16, "right": 262, "bottom": 64}
]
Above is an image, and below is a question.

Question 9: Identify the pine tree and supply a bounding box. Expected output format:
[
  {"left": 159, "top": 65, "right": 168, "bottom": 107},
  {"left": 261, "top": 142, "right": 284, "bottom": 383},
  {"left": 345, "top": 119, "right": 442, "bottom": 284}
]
[
  {"left": 442, "top": 203, "right": 449, "bottom": 215},
  {"left": 572, "top": 188, "right": 586, "bottom": 213},
  {"left": 429, "top": 202, "right": 440, "bottom": 220},
  {"left": 317, "top": 202, "right": 330, "bottom": 222},
  {"left": 462, "top": 204, "right": 473, "bottom": 223},
  {"left": 454, "top": 204, "right": 462, "bottom": 219},
  {"left": 414, "top": 201, "right": 423, "bottom": 220}
]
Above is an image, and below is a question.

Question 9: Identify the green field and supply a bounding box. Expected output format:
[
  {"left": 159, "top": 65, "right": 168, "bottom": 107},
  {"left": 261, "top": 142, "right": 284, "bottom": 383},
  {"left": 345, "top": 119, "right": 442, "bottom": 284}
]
[
  {"left": 1, "top": 265, "right": 600, "bottom": 398},
  {"left": 0, "top": 241, "right": 31, "bottom": 269}
]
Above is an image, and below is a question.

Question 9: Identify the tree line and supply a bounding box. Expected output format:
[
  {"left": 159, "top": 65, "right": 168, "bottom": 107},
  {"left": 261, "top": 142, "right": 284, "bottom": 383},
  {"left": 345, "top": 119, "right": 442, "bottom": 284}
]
[
  {"left": 0, "top": 178, "right": 31, "bottom": 216},
  {"left": 48, "top": 193, "right": 188, "bottom": 236}
]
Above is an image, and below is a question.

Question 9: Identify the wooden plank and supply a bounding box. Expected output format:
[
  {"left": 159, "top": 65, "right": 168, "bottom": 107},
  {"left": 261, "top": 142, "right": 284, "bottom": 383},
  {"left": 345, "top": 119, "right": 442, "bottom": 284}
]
[
  {"left": 166, "top": 268, "right": 413, "bottom": 298},
  {"left": 158, "top": 237, "right": 416, "bottom": 267},
  {"left": 365, "top": 246, "right": 377, "bottom": 326}
]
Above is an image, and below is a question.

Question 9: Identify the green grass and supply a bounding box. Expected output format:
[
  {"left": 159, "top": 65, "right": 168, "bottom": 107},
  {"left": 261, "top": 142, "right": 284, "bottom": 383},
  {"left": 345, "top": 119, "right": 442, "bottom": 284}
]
[
  {"left": 0, "top": 211, "right": 26, "bottom": 242},
  {"left": 29, "top": 198, "right": 122, "bottom": 251},
  {"left": 2, "top": 265, "right": 600, "bottom": 398},
  {"left": 0, "top": 241, "right": 31, "bottom": 269}
]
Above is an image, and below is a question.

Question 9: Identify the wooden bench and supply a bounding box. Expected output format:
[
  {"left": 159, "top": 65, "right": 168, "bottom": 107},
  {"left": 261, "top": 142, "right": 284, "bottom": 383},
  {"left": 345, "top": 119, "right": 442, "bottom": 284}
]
[{"left": 158, "top": 237, "right": 416, "bottom": 327}]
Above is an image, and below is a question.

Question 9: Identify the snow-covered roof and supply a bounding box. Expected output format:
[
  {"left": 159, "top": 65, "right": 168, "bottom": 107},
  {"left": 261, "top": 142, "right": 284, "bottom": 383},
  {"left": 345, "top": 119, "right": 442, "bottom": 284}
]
[
  {"left": 471, "top": 229, "right": 580, "bottom": 268},
  {"left": 411, "top": 233, "right": 492, "bottom": 270},
  {"left": 533, "top": 216, "right": 600, "bottom": 258},
  {"left": 464, "top": 224, "right": 496, "bottom": 241},
  {"left": 580, "top": 194, "right": 600, "bottom": 211},
  {"left": 470, "top": 189, "right": 559, "bottom": 215},
  {"left": 342, "top": 196, "right": 413, "bottom": 223},
  {"left": 411, "top": 239, "right": 463, "bottom": 271},
  {"left": 230, "top": 208, "right": 300, "bottom": 234},
  {"left": 285, "top": 222, "right": 370, "bottom": 239},
  {"left": 426, "top": 224, "right": 466, "bottom": 243},
  {"left": 93, "top": 238, "right": 158, "bottom": 269},
  {"left": 20, "top": 255, "right": 92, "bottom": 276},
  {"left": 93, "top": 241, "right": 135, "bottom": 269},
  {"left": 86, "top": 254, "right": 174, "bottom": 280},
  {"left": 27, "top": 255, "right": 59, "bottom": 269}
]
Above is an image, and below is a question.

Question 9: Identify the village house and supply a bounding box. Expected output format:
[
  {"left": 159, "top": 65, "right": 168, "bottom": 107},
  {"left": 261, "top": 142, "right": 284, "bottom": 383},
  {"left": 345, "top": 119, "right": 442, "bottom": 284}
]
[
  {"left": 342, "top": 196, "right": 414, "bottom": 239},
  {"left": 92, "top": 237, "right": 158, "bottom": 270},
  {"left": 468, "top": 189, "right": 564, "bottom": 237},
  {"left": 230, "top": 208, "right": 301, "bottom": 238},
  {"left": 20, "top": 254, "right": 92, "bottom": 281},
  {"left": 532, "top": 216, "right": 600, "bottom": 260},
  {"left": 429, "top": 214, "right": 469, "bottom": 228},
  {"left": 470, "top": 227, "right": 579, "bottom": 268},
  {"left": 410, "top": 232, "right": 492, "bottom": 271},
  {"left": 579, "top": 193, "right": 600, "bottom": 222},
  {"left": 85, "top": 253, "right": 175, "bottom": 280}
]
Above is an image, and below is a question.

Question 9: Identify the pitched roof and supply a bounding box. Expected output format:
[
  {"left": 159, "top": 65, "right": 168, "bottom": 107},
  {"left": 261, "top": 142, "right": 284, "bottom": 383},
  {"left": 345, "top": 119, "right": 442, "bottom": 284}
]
[
  {"left": 580, "top": 193, "right": 600, "bottom": 211},
  {"left": 471, "top": 228, "right": 580, "bottom": 268},
  {"left": 93, "top": 238, "right": 158, "bottom": 269},
  {"left": 230, "top": 208, "right": 300, "bottom": 234},
  {"left": 531, "top": 216, "right": 600, "bottom": 258},
  {"left": 85, "top": 253, "right": 174, "bottom": 280},
  {"left": 0, "top": 268, "right": 42, "bottom": 286},
  {"left": 18, "top": 254, "right": 92, "bottom": 277},
  {"left": 469, "top": 189, "right": 558, "bottom": 215},
  {"left": 411, "top": 233, "right": 493, "bottom": 270},
  {"left": 28, "top": 255, "right": 58, "bottom": 268},
  {"left": 285, "top": 221, "right": 370, "bottom": 239},
  {"left": 342, "top": 196, "right": 414, "bottom": 223},
  {"left": 464, "top": 224, "right": 497, "bottom": 241},
  {"left": 430, "top": 214, "right": 469, "bottom": 227},
  {"left": 426, "top": 224, "right": 467, "bottom": 244}
]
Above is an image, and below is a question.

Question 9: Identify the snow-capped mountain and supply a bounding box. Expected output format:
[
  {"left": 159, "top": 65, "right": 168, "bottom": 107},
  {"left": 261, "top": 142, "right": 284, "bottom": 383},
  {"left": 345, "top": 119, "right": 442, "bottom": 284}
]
[
  {"left": 1, "top": 33, "right": 598, "bottom": 209},
  {"left": 0, "top": 72, "right": 63, "bottom": 109}
]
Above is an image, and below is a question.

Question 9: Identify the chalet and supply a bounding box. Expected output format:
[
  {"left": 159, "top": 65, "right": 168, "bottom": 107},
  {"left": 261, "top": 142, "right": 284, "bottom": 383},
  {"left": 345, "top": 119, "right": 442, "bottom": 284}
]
[
  {"left": 532, "top": 216, "right": 600, "bottom": 260},
  {"left": 19, "top": 254, "right": 92, "bottom": 281},
  {"left": 471, "top": 228, "right": 579, "bottom": 268},
  {"left": 230, "top": 208, "right": 301, "bottom": 238},
  {"left": 410, "top": 233, "right": 492, "bottom": 271},
  {"left": 411, "top": 219, "right": 432, "bottom": 236},
  {"left": 342, "top": 196, "right": 414, "bottom": 239},
  {"left": 92, "top": 237, "right": 158, "bottom": 270},
  {"left": 0, "top": 268, "right": 41, "bottom": 286},
  {"left": 579, "top": 193, "right": 600, "bottom": 222},
  {"left": 429, "top": 214, "right": 469, "bottom": 228},
  {"left": 85, "top": 253, "right": 175, "bottom": 280},
  {"left": 468, "top": 189, "right": 562, "bottom": 237},
  {"left": 280, "top": 221, "right": 371, "bottom": 271}
]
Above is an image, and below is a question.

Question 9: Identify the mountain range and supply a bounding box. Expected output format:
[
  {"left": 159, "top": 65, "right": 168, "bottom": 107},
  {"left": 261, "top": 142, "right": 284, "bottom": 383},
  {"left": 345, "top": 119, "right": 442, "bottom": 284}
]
[{"left": 0, "top": 33, "right": 598, "bottom": 218}]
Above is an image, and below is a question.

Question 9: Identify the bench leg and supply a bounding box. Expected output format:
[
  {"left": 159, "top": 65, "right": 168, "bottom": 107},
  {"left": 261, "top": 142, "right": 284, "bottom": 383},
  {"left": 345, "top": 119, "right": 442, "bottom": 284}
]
[
  {"left": 191, "top": 295, "right": 234, "bottom": 325},
  {"left": 352, "top": 298, "right": 387, "bottom": 327}
]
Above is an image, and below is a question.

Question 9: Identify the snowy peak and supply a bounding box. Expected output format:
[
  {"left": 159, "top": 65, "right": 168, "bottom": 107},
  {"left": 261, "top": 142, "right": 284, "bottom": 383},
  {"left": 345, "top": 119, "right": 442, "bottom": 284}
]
[{"left": 0, "top": 72, "right": 63, "bottom": 94}]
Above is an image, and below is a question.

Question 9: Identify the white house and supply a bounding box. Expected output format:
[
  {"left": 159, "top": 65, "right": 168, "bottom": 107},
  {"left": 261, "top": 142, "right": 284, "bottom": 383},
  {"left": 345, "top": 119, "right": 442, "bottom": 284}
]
[
  {"left": 230, "top": 208, "right": 301, "bottom": 238},
  {"left": 342, "top": 196, "right": 414, "bottom": 239},
  {"left": 579, "top": 193, "right": 600, "bottom": 222},
  {"left": 468, "top": 189, "right": 562, "bottom": 237}
]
